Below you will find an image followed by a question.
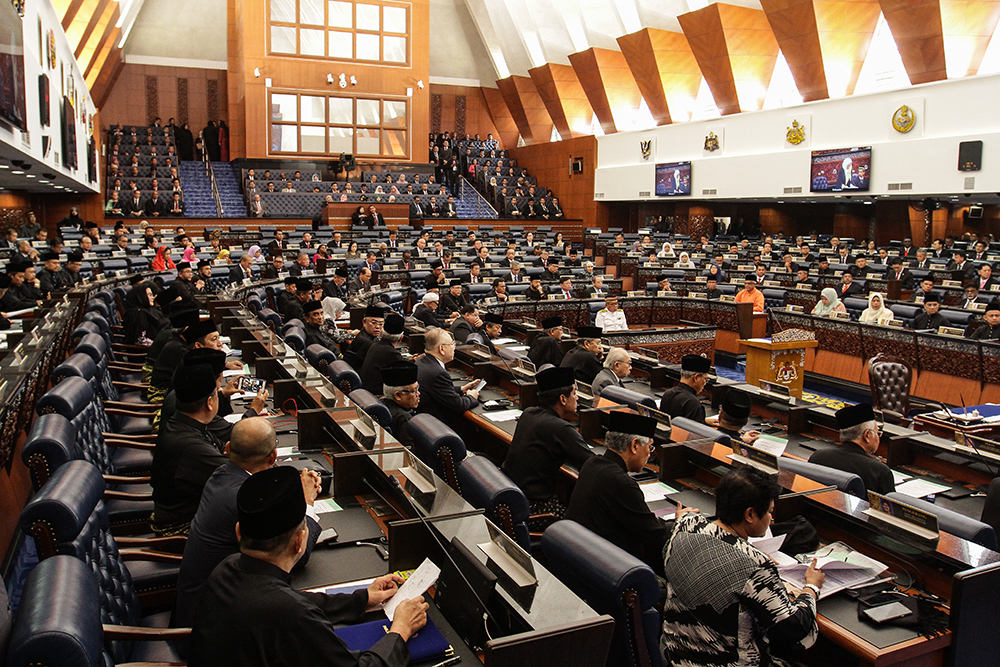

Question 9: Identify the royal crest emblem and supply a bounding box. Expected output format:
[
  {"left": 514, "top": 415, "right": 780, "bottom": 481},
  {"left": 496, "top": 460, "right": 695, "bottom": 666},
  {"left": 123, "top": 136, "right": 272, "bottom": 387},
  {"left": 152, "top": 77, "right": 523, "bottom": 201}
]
[
  {"left": 640, "top": 139, "right": 652, "bottom": 161},
  {"left": 786, "top": 120, "right": 806, "bottom": 145},
  {"left": 704, "top": 132, "right": 719, "bottom": 152},
  {"left": 892, "top": 105, "right": 915, "bottom": 133}
]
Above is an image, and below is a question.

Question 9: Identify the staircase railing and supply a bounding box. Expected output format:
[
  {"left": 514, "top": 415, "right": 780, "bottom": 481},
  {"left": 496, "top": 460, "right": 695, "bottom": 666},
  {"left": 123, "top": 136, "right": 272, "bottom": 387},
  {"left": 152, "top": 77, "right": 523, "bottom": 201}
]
[
  {"left": 203, "top": 151, "right": 224, "bottom": 217},
  {"left": 458, "top": 177, "right": 497, "bottom": 219}
]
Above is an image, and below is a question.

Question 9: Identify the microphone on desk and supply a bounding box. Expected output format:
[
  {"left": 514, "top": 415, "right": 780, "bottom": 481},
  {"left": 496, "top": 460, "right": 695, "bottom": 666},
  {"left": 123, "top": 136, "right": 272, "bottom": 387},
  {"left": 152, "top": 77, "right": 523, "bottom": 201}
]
[
  {"left": 932, "top": 401, "right": 999, "bottom": 477},
  {"left": 386, "top": 475, "right": 497, "bottom": 641},
  {"left": 768, "top": 307, "right": 785, "bottom": 333}
]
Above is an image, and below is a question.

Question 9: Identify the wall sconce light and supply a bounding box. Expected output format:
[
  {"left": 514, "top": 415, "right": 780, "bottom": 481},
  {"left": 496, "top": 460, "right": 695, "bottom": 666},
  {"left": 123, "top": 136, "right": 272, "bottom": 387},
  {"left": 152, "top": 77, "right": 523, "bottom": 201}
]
[
  {"left": 254, "top": 68, "right": 260, "bottom": 78},
  {"left": 417, "top": 80, "right": 424, "bottom": 89},
  {"left": 327, "top": 73, "right": 334, "bottom": 84},
  {"left": 350, "top": 75, "right": 357, "bottom": 86},
  {"left": 339, "top": 73, "right": 347, "bottom": 88}
]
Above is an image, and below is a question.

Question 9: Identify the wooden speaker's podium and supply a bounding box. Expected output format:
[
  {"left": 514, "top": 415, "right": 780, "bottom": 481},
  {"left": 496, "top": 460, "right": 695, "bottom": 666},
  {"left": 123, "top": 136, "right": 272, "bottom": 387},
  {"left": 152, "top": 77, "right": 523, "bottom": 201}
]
[{"left": 739, "top": 329, "right": 818, "bottom": 399}]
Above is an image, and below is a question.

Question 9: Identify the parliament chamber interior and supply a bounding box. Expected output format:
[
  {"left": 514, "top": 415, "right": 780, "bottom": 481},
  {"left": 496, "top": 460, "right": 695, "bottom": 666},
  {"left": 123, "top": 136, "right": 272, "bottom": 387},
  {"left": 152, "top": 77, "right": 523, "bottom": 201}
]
[{"left": 5, "top": 1, "right": 1000, "bottom": 666}]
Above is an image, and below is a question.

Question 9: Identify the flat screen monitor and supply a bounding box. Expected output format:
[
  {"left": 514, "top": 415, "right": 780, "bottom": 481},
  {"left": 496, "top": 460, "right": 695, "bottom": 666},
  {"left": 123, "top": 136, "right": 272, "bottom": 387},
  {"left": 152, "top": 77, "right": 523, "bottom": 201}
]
[
  {"left": 655, "top": 161, "right": 691, "bottom": 196},
  {"left": 810, "top": 147, "right": 871, "bottom": 192},
  {"left": 0, "top": 0, "right": 27, "bottom": 132}
]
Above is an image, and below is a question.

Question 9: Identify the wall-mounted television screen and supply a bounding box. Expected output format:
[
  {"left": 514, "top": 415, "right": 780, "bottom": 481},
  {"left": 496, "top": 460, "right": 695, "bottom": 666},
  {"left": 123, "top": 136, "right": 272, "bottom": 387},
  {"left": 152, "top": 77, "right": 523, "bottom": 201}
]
[
  {"left": 655, "top": 161, "right": 691, "bottom": 196},
  {"left": 0, "top": 0, "right": 27, "bottom": 132},
  {"left": 810, "top": 147, "right": 871, "bottom": 192}
]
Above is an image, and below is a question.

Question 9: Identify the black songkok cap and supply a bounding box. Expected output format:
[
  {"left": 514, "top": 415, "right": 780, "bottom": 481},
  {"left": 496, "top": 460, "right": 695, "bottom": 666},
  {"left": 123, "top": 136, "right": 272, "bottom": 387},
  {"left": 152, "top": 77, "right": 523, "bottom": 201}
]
[
  {"left": 156, "top": 285, "right": 180, "bottom": 306},
  {"left": 577, "top": 326, "right": 603, "bottom": 339},
  {"left": 721, "top": 389, "right": 752, "bottom": 421},
  {"left": 836, "top": 403, "right": 876, "bottom": 430},
  {"left": 0, "top": 274, "right": 11, "bottom": 289},
  {"left": 181, "top": 318, "right": 218, "bottom": 343},
  {"left": 609, "top": 411, "right": 657, "bottom": 439},
  {"left": 744, "top": 273, "right": 757, "bottom": 281},
  {"left": 450, "top": 278, "right": 462, "bottom": 286},
  {"left": 383, "top": 313, "right": 405, "bottom": 334},
  {"left": 237, "top": 466, "right": 306, "bottom": 540},
  {"left": 284, "top": 276, "right": 297, "bottom": 286},
  {"left": 42, "top": 252, "right": 60, "bottom": 261},
  {"left": 382, "top": 363, "right": 418, "bottom": 386},
  {"left": 303, "top": 300, "right": 323, "bottom": 314},
  {"left": 541, "top": 315, "right": 563, "bottom": 329},
  {"left": 364, "top": 305, "right": 386, "bottom": 318},
  {"left": 173, "top": 363, "right": 218, "bottom": 403},
  {"left": 67, "top": 252, "right": 84, "bottom": 263},
  {"left": 175, "top": 262, "right": 191, "bottom": 271},
  {"left": 296, "top": 279, "right": 313, "bottom": 292},
  {"left": 483, "top": 312, "right": 503, "bottom": 325},
  {"left": 335, "top": 266, "right": 349, "bottom": 278},
  {"left": 924, "top": 291, "right": 941, "bottom": 304},
  {"left": 198, "top": 260, "right": 212, "bottom": 269},
  {"left": 429, "top": 259, "right": 443, "bottom": 269},
  {"left": 169, "top": 305, "right": 200, "bottom": 327},
  {"left": 681, "top": 354, "right": 711, "bottom": 373},
  {"left": 535, "top": 366, "right": 575, "bottom": 393},
  {"left": 986, "top": 300, "right": 1000, "bottom": 315},
  {"left": 183, "top": 348, "right": 226, "bottom": 375}
]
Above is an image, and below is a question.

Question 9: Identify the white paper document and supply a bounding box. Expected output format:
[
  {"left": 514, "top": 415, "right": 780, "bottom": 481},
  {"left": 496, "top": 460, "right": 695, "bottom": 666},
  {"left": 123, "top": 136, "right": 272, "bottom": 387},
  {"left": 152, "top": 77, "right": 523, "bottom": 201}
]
[
  {"left": 313, "top": 498, "right": 343, "bottom": 514},
  {"left": 776, "top": 542, "right": 887, "bottom": 599},
  {"left": 483, "top": 409, "right": 522, "bottom": 423},
  {"left": 383, "top": 558, "right": 440, "bottom": 621},
  {"left": 752, "top": 434, "right": 788, "bottom": 457},
  {"left": 640, "top": 481, "right": 679, "bottom": 503},
  {"left": 895, "top": 478, "right": 952, "bottom": 498},
  {"left": 892, "top": 470, "right": 912, "bottom": 485},
  {"left": 491, "top": 337, "right": 517, "bottom": 345}
]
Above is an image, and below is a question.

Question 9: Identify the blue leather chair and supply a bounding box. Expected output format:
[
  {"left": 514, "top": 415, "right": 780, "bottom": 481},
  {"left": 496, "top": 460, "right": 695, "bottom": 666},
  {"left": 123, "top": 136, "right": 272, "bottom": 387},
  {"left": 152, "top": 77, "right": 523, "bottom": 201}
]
[
  {"left": 348, "top": 388, "right": 392, "bottom": 430},
  {"left": 543, "top": 520, "right": 661, "bottom": 667},
  {"left": 670, "top": 416, "right": 731, "bottom": 447},
  {"left": 305, "top": 343, "right": 338, "bottom": 374},
  {"left": 600, "top": 386, "right": 657, "bottom": 410},
  {"left": 408, "top": 413, "right": 467, "bottom": 493},
  {"left": 778, "top": 458, "right": 867, "bottom": 499},
  {"left": 37, "top": 376, "right": 154, "bottom": 475},
  {"left": 887, "top": 492, "right": 997, "bottom": 550},
  {"left": 457, "top": 456, "right": 531, "bottom": 551},
  {"left": 19, "top": 460, "right": 183, "bottom": 663},
  {"left": 8, "top": 555, "right": 186, "bottom": 667},
  {"left": 258, "top": 308, "right": 283, "bottom": 332},
  {"left": 284, "top": 327, "right": 306, "bottom": 353},
  {"left": 281, "top": 318, "right": 304, "bottom": 335},
  {"left": 327, "top": 360, "right": 362, "bottom": 395}
]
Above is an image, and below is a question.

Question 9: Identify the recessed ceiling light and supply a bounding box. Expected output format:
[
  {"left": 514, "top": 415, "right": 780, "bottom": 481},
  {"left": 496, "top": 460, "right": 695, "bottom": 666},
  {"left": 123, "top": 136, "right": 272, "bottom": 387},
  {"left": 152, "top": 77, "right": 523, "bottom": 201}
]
[
  {"left": 25, "top": 174, "right": 35, "bottom": 178},
  {"left": 0, "top": 164, "right": 8, "bottom": 169},
  {"left": 11, "top": 170, "right": 23, "bottom": 174}
]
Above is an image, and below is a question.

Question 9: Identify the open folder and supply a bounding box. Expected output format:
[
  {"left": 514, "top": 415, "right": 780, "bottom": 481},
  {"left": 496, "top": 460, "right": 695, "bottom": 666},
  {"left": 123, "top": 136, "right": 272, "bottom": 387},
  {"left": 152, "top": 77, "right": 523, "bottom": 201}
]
[{"left": 333, "top": 616, "right": 451, "bottom": 663}]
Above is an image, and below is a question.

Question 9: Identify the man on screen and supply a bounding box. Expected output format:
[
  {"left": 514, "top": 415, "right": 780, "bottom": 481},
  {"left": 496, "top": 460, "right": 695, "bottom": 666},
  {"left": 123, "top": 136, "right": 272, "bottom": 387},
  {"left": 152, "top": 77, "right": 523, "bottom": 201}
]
[{"left": 834, "top": 157, "right": 864, "bottom": 190}]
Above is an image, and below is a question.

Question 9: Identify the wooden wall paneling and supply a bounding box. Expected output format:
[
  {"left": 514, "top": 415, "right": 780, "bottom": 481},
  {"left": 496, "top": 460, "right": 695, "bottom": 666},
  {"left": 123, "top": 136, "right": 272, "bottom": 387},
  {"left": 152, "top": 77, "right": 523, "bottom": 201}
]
[
  {"left": 91, "top": 52, "right": 125, "bottom": 110},
  {"left": 618, "top": 28, "right": 702, "bottom": 125},
  {"left": 528, "top": 64, "right": 593, "bottom": 139},
  {"left": 941, "top": 0, "right": 1000, "bottom": 77},
  {"left": 567, "top": 48, "right": 642, "bottom": 135},
  {"left": 760, "top": 0, "right": 829, "bottom": 101},
  {"left": 60, "top": 0, "right": 87, "bottom": 30},
  {"left": 495, "top": 76, "right": 552, "bottom": 145},
  {"left": 429, "top": 85, "right": 500, "bottom": 142},
  {"left": 813, "top": 1, "right": 881, "bottom": 97},
  {"left": 101, "top": 65, "right": 228, "bottom": 135},
  {"left": 481, "top": 86, "right": 519, "bottom": 149},
  {"left": 508, "top": 135, "right": 602, "bottom": 228},
  {"left": 879, "top": 0, "right": 947, "bottom": 84},
  {"left": 73, "top": 0, "right": 111, "bottom": 60},
  {"left": 227, "top": 0, "right": 246, "bottom": 158},
  {"left": 679, "top": 4, "right": 780, "bottom": 114},
  {"left": 64, "top": 0, "right": 98, "bottom": 50},
  {"left": 83, "top": 17, "right": 121, "bottom": 83}
]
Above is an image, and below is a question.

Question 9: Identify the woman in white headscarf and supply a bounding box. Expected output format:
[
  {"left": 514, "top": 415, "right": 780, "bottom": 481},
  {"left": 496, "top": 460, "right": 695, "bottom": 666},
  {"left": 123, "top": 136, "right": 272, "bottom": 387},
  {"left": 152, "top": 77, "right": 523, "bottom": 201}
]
[
  {"left": 658, "top": 241, "right": 676, "bottom": 258},
  {"left": 319, "top": 297, "right": 358, "bottom": 346},
  {"left": 859, "top": 292, "right": 893, "bottom": 324},
  {"left": 675, "top": 251, "right": 695, "bottom": 269},
  {"left": 812, "top": 287, "right": 846, "bottom": 317}
]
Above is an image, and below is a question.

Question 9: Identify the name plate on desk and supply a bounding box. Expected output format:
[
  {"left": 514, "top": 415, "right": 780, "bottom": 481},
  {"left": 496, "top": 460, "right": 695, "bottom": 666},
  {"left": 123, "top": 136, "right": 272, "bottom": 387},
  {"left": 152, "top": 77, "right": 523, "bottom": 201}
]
[
  {"left": 864, "top": 492, "right": 940, "bottom": 544},
  {"left": 731, "top": 444, "right": 780, "bottom": 475},
  {"left": 832, "top": 311, "right": 851, "bottom": 320},
  {"left": 575, "top": 380, "right": 594, "bottom": 403},
  {"left": 478, "top": 519, "right": 537, "bottom": 588},
  {"left": 398, "top": 450, "right": 436, "bottom": 495},
  {"left": 737, "top": 265, "right": 755, "bottom": 272},
  {"left": 720, "top": 294, "right": 736, "bottom": 302},
  {"left": 688, "top": 292, "right": 707, "bottom": 299},
  {"left": 470, "top": 342, "right": 492, "bottom": 358},
  {"left": 795, "top": 283, "right": 813, "bottom": 290},
  {"left": 763, "top": 280, "right": 781, "bottom": 287},
  {"left": 483, "top": 297, "right": 497, "bottom": 305},
  {"left": 942, "top": 280, "right": 962, "bottom": 288},
  {"left": 865, "top": 273, "right": 883, "bottom": 280},
  {"left": 693, "top": 276, "right": 707, "bottom": 283},
  {"left": 785, "top": 305, "right": 804, "bottom": 312},
  {"left": 657, "top": 290, "right": 677, "bottom": 297},
  {"left": 602, "top": 274, "right": 614, "bottom": 280},
  {"left": 729, "top": 279, "right": 744, "bottom": 285},
  {"left": 387, "top": 281, "right": 402, "bottom": 290},
  {"left": 547, "top": 294, "right": 565, "bottom": 300},
  {"left": 971, "top": 303, "right": 987, "bottom": 312},
  {"left": 759, "top": 380, "right": 795, "bottom": 405},
  {"left": 637, "top": 404, "right": 672, "bottom": 431},
  {"left": 955, "top": 432, "right": 1000, "bottom": 461},
  {"left": 887, "top": 319, "right": 904, "bottom": 328},
  {"left": 937, "top": 326, "right": 966, "bottom": 337},
  {"left": 351, "top": 406, "right": 377, "bottom": 449},
  {"left": 627, "top": 291, "right": 645, "bottom": 297}
]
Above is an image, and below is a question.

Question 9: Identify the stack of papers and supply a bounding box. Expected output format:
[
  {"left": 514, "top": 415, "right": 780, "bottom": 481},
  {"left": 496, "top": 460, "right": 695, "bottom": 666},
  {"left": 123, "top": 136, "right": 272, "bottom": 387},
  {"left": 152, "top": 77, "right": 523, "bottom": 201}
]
[
  {"left": 752, "top": 434, "right": 788, "bottom": 457},
  {"left": 763, "top": 541, "right": 888, "bottom": 599},
  {"left": 640, "top": 481, "right": 679, "bottom": 503},
  {"left": 314, "top": 498, "right": 344, "bottom": 514},
  {"left": 482, "top": 409, "right": 521, "bottom": 423},
  {"left": 895, "top": 478, "right": 952, "bottom": 498}
]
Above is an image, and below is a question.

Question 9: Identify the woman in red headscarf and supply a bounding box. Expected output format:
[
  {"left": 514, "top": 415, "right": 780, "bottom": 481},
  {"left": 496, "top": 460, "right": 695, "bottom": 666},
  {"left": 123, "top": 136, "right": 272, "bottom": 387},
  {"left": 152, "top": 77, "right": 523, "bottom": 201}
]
[{"left": 152, "top": 245, "right": 176, "bottom": 271}]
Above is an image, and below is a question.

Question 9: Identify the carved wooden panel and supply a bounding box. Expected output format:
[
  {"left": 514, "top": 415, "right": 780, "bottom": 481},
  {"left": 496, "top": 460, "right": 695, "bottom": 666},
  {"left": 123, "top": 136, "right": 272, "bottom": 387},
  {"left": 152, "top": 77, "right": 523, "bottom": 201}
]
[
  {"left": 496, "top": 76, "right": 552, "bottom": 146},
  {"left": 481, "top": 86, "right": 520, "bottom": 149},
  {"left": 916, "top": 333, "right": 982, "bottom": 380},
  {"left": 529, "top": 64, "right": 593, "bottom": 140}
]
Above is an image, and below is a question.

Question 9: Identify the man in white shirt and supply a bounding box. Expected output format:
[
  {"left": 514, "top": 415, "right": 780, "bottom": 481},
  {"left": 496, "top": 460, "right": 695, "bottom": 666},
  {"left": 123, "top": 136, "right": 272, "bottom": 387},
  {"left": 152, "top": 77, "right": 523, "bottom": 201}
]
[{"left": 595, "top": 296, "right": 628, "bottom": 332}]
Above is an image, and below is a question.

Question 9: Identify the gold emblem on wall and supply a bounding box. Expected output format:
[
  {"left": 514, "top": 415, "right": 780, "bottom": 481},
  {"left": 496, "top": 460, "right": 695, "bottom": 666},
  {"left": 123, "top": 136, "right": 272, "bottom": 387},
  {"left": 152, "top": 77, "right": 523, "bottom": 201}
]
[
  {"left": 892, "top": 105, "right": 915, "bottom": 133},
  {"left": 640, "top": 139, "right": 652, "bottom": 161},
  {"left": 786, "top": 120, "right": 806, "bottom": 145},
  {"left": 704, "top": 132, "right": 719, "bottom": 152}
]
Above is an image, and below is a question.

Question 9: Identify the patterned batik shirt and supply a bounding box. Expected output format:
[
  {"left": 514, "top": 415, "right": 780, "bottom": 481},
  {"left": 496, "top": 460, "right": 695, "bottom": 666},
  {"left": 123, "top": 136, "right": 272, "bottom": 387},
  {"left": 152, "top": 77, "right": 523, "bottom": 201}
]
[{"left": 660, "top": 512, "right": 818, "bottom": 667}]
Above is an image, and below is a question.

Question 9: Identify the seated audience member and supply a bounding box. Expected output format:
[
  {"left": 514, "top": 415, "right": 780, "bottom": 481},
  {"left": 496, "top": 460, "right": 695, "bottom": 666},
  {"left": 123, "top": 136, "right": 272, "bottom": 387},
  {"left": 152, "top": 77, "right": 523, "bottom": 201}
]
[
  {"left": 560, "top": 326, "right": 604, "bottom": 384},
  {"left": 449, "top": 304, "right": 481, "bottom": 344},
  {"left": 172, "top": 417, "right": 322, "bottom": 630},
  {"left": 302, "top": 300, "right": 341, "bottom": 351},
  {"left": 413, "top": 292, "right": 444, "bottom": 328},
  {"left": 961, "top": 284, "right": 981, "bottom": 310},
  {"left": 811, "top": 287, "right": 846, "bottom": 317},
  {"left": 595, "top": 295, "right": 628, "bottom": 332},
  {"left": 503, "top": 367, "right": 594, "bottom": 526},
  {"left": 912, "top": 292, "right": 949, "bottom": 330},
  {"left": 910, "top": 277, "right": 936, "bottom": 302},
  {"left": 660, "top": 354, "right": 710, "bottom": 423},
  {"left": 859, "top": 292, "right": 894, "bottom": 324},
  {"left": 975, "top": 263, "right": 996, "bottom": 292},
  {"left": 565, "top": 411, "right": 666, "bottom": 573},
  {"left": 487, "top": 278, "right": 508, "bottom": 302},
  {"left": 479, "top": 312, "right": 504, "bottom": 354},
  {"left": 661, "top": 466, "right": 823, "bottom": 667},
  {"left": 714, "top": 390, "right": 760, "bottom": 445},
  {"left": 703, "top": 277, "right": 723, "bottom": 299},
  {"left": 440, "top": 279, "right": 468, "bottom": 318},
  {"left": 556, "top": 275, "right": 576, "bottom": 300},
  {"left": 361, "top": 313, "right": 406, "bottom": 394},
  {"left": 416, "top": 328, "right": 480, "bottom": 421},
  {"left": 970, "top": 301, "right": 1000, "bottom": 340},
  {"left": 528, "top": 315, "right": 565, "bottom": 368},
  {"left": 380, "top": 363, "right": 420, "bottom": 448},
  {"left": 735, "top": 274, "right": 765, "bottom": 312},
  {"left": 188, "top": 466, "right": 428, "bottom": 666},
  {"left": 526, "top": 276, "right": 546, "bottom": 300},
  {"left": 343, "top": 305, "right": 385, "bottom": 370},
  {"left": 592, "top": 347, "right": 631, "bottom": 397},
  {"left": 808, "top": 403, "right": 894, "bottom": 494},
  {"left": 888, "top": 257, "right": 913, "bottom": 289}
]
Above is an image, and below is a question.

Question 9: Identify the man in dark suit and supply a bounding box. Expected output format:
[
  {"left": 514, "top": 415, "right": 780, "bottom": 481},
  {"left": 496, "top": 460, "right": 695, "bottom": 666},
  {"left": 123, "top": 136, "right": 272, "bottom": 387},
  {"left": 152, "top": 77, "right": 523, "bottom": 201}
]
[
  {"left": 343, "top": 305, "right": 385, "bottom": 371},
  {"left": 348, "top": 267, "right": 374, "bottom": 294},
  {"left": 836, "top": 273, "right": 864, "bottom": 299},
  {"left": 171, "top": 417, "right": 321, "bottom": 629},
  {"left": 366, "top": 205, "right": 385, "bottom": 228},
  {"left": 660, "top": 354, "right": 709, "bottom": 423},
  {"left": 972, "top": 242, "right": 989, "bottom": 261},
  {"left": 247, "top": 193, "right": 267, "bottom": 218},
  {"left": 931, "top": 239, "right": 951, "bottom": 260},
  {"left": 275, "top": 276, "right": 298, "bottom": 315},
  {"left": 449, "top": 304, "right": 481, "bottom": 344},
  {"left": 439, "top": 279, "right": 468, "bottom": 319},
  {"left": 125, "top": 190, "right": 146, "bottom": 217},
  {"left": 948, "top": 250, "right": 976, "bottom": 282},
  {"left": 888, "top": 258, "right": 914, "bottom": 290},
  {"left": 322, "top": 267, "right": 349, "bottom": 299},
  {"left": 228, "top": 253, "right": 255, "bottom": 284},
  {"left": 910, "top": 250, "right": 931, "bottom": 270},
  {"left": 416, "top": 327, "right": 480, "bottom": 422},
  {"left": 809, "top": 403, "right": 894, "bottom": 495},
  {"left": 423, "top": 197, "right": 442, "bottom": 218},
  {"left": 360, "top": 313, "right": 406, "bottom": 394},
  {"left": 266, "top": 230, "right": 287, "bottom": 257},
  {"left": 395, "top": 250, "right": 415, "bottom": 271},
  {"left": 559, "top": 326, "right": 603, "bottom": 384},
  {"left": 528, "top": 316, "right": 565, "bottom": 368},
  {"left": 565, "top": 412, "right": 667, "bottom": 573},
  {"left": 380, "top": 363, "right": 420, "bottom": 448},
  {"left": 912, "top": 292, "right": 949, "bottom": 330},
  {"left": 555, "top": 275, "right": 577, "bottom": 300},
  {"left": 413, "top": 292, "right": 445, "bottom": 328},
  {"left": 975, "top": 263, "right": 996, "bottom": 292}
]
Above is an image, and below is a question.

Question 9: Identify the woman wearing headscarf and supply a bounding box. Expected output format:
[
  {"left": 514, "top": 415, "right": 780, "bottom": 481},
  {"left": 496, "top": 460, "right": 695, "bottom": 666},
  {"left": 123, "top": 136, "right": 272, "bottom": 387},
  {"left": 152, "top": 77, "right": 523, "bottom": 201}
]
[
  {"left": 152, "top": 245, "right": 175, "bottom": 271},
  {"left": 217, "top": 249, "right": 231, "bottom": 263},
  {"left": 122, "top": 280, "right": 169, "bottom": 345},
  {"left": 319, "top": 297, "right": 359, "bottom": 352},
  {"left": 658, "top": 241, "right": 676, "bottom": 259},
  {"left": 705, "top": 263, "right": 726, "bottom": 283},
  {"left": 859, "top": 292, "right": 893, "bottom": 324},
  {"left": 812, "top": 287, "right": 846, "bottom": 317},
  {"left": 181, "top": 247, "right": 197, "bottom": 264},
  {"left": 247, "top": 245, "right": 263, "bottom": 262},
  {"left": 675, "top": 251, "right": 695, "bottom": 269}
]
